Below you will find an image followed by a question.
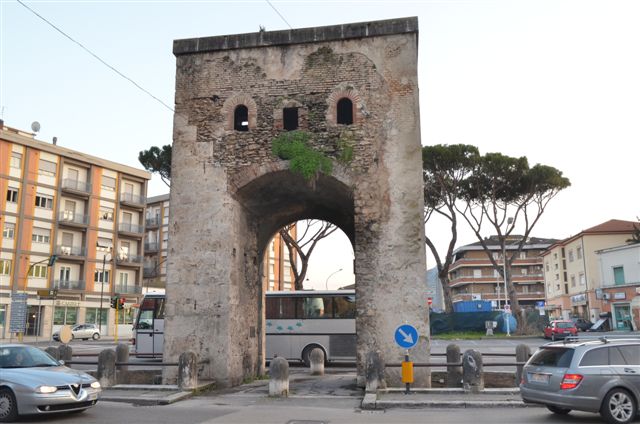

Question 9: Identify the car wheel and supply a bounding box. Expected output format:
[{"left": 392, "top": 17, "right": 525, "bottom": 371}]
[
  {"left": 0, "top": 387, "right": 19, "bottom": 423},
  {"left": 601, "top": 388, "right": 637, "bottom": 424},
  {"left": 92, "top": 333, "right": 100, "bottom": 340},
  {"left": 547, "top": 405, "right": 571, "bottom": 415}
]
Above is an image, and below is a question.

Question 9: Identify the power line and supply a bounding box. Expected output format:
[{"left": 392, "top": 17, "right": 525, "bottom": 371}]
[
  {"left": 16, "top": 0, "right": 174, "bottom": 113},
  {"left": 265, "top": 0, "right": 293, "bottom": 30}
]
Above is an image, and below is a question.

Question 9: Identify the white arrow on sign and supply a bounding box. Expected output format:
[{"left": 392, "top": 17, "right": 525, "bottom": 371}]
[{"left": 398, "top": 328, "right": 414, "bottom": 344}]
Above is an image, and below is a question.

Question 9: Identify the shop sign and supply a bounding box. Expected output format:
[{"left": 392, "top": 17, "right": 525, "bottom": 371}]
[
  {"left": 55, "top": 300, "right": 81, "bottom": 307},
  {"left": 614, "top": 292, "right": 626, "bottom": 300},
  {"left": 571, "top": 293, "right": 587, "bottom": 305}
]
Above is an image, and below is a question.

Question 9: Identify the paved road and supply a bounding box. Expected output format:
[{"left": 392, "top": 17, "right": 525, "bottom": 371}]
[{"left": 18, "top": 399, "right": 606, "bottom": 424}]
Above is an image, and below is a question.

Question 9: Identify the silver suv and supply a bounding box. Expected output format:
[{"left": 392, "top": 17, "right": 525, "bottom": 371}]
[{"left": 520, "top": 337, "right": 640, "bottom": 424}]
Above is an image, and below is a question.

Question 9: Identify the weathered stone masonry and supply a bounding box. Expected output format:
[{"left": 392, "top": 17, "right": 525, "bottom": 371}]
[{"left": 164, "top": 17, "right": 429, "bottom": 388}]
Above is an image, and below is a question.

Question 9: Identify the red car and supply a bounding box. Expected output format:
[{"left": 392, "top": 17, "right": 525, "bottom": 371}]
[{"left": 543, "top": 320, "right": 578, "bottom": 340}]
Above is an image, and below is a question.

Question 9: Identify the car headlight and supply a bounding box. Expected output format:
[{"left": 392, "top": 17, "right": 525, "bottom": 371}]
[
  {"left": 36, "top": 385, "right": 58, "bottom": 394},
  {"left": 90, "top": 381, "right": 101, "bottom": 389}
]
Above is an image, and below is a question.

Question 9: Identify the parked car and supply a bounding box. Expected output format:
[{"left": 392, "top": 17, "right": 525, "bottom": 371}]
[
  {"left": 544, "top": 320, "right": 578, "bottom": 340},
  {"left": 52, "top": 324, "right": 101, "bottom": 342},
  {"left": 520, "top": 337, "right": 640, "bottom": 424},
  {"left": 0, "top": 344, "right": 101, "bottom": 422},
  {"left": 571, "top": 317, "right": 594, "bottom": 332}
]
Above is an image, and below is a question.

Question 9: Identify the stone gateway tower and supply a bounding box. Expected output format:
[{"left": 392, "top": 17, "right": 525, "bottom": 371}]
[{"left": 164, "top": 17, "right": 429, "bottom": 388}]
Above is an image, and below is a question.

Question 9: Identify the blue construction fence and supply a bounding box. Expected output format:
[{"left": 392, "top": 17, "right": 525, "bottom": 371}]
[{"left": 430, "top": 311, "right": 518, "bottom": 335}]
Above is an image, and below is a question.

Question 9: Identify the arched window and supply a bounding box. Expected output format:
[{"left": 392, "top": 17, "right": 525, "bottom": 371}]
[
  {"left": 234, "top": 105, "right": 249, "bottom": 132},
  {"left": 337, "top": 98, "right": 353, "bottom": 125}
]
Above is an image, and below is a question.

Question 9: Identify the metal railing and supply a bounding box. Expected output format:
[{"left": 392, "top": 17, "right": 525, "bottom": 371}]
[
  {"left": 145, "top": 216, "right": 161, "bottom": 227},
  {"left": 120, "top": 192, "right": 145, "bottom": 205},
  {"left": 116, "top": 254, "right": 143, "bottom": 265},
  {"left": 114, "top": 284, "right": 142, "bottom": 294},
  {"left": 53, "top": 280, "right": 86, "bottom": 290},
  {"left": 61, "top": 178, "right": 91, "bottom": 193},
  {"left": 58, "top": 211, "right": 89, "bottom": 225},
  {"left": 144, "top": 242, "right": 159, "bottom": 252},
  {"left": 55, "top": 245, "right": 86, "bottom": 257},
  {"left": 143, "top": 267, "right": 158, "bottom": 278},
  {"left": 118, "top": 223, "right": 144, "bottom": 234}
]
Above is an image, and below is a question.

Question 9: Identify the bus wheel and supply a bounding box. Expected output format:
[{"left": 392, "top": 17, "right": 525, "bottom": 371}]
[{"left": 302, "top": 345, "right": 325, "bottom": 368}]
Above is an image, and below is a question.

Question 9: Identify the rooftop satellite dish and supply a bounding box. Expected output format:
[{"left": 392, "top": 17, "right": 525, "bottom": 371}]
[{"left": 31, "top": 121, "right": 41, "bottom": 133}]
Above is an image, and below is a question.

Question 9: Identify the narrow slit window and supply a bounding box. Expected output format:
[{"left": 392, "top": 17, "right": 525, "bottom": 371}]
[
  {"left": 337, "top": 98, "right": 353, "bottom": 125},
  {"left": 234, "top": 105, "right": 249, "bottom": 132},
  {"left": 283, "top": 107, "right": 299, "bottom": 131}
]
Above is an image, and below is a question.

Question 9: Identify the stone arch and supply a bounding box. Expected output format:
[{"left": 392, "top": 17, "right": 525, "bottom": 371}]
[
  {"left": 221, "top": 94, "right": 258, "bottom": 131},
  {"left": 326, "top": 86, "right": 365, "bottom": 126},
  {"left": 273, "top": 99, "right": 308, "bottom": 130}
]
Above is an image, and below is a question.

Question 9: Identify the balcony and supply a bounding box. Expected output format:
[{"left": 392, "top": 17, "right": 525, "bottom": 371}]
[
  {"left": 114, "top": 284, "right": 142, "bottom": 295},
  {"left": 55, "top": 245, "right": 86, "bottom": 259},
  {"left": 146, "top": 216, "right": 161, "bottom": 228},
  {"left": 120, "top": 192, "right": 145, "bottom": 208},
  {"left": 58, "top": 211, "right": 89, "bottom": 227},
  {"left": 61, "top": 179, "right": 91, "bottom": 197},
  {"left": 144, "top": 242, "right": 159, "bottom": 252},
  {"left": 54, "top": 280, "right": 85, "bottom": 291},
  {"left": 143, "top": 267, "right": 158, "bottom": 278},
  {"left": 118, "top": 223, "right": 144, "bottom": 236},
  {"left": 116, "top": 254, "right": 143, "bottom": 266}
]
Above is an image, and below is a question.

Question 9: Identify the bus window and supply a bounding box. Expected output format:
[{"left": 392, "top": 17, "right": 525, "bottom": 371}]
[
  {"left": 136, "top": 298, "right": 155, "bottom": 329},
  {"left": 266, "top": 297, "right": 297, "bottom": 319},
  {"left": 301, "top": 297, "right": 333, "bottom": 319},
  {"left": 155, "top": 297, "right": 165, "bottom": 319},
  {"left": 334, "top": 296, "right": 356, "bottom": 318}
]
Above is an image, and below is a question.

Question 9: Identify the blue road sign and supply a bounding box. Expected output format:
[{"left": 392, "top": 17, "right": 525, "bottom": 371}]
[{"left": 394, "top": 324, "right": 419, "bottom": 349}]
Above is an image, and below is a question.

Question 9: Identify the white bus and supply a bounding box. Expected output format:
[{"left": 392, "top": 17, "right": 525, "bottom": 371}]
[
  {"left": 266, "top": 290, "right": 356, "bottom": 366},
  {"left": 131, "top": 290, "right": 356, "bottom": 364}
]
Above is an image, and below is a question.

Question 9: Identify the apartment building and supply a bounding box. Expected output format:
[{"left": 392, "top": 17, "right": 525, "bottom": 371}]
[
  {"left": 448, "top": 236, "right": 556, "bottom": 309},
  {"left": 0, "top": 122, "right": 150, "bottom": 339},
  {"left": 142, "top": 194, "right": 169, "bottom": 293},
  {"left": 263, "top": 225, "right": 297, "bottom": 291},
  {"left": 542, "top": 219, "right": 638, "bottom": 323}
]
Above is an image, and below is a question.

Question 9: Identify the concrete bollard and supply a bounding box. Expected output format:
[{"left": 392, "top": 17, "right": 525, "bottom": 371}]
[
  {"left": 462, "top": 349, "right": 484, "bottom": 393},
  {"left": 178, "top": 351, "right": 198, "bottom": 390},
  {"left": 97, "top": 349, "right": 116, "bottom": 388},
  {"left": 515, "top": 344, "right": 531, "bottom": 387},
  {"left": 116, "top": 343, "right": 130, "bottom": 384},
  {"left": 269, "top": 357, "right": 289, "bottom": 397},
  {"left": 446, "top": 344, "right": 462, "bottom": 388},
  {"left": 365, "top": 350, "right": 386, "bottom": 392},
  {"left": 309, "top": 348, "right": 325, "bottom": 376},
  {"left": 58, "top": 344, "right": 72, "bottom": 363},
  {"left": 45, "top": 346, "right": 60, "bottom": 361}
]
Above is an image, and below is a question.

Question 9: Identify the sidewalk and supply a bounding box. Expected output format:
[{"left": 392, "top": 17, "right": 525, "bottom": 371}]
[{"left": 362, "top": 388, "right": 532, "bottom": 410}]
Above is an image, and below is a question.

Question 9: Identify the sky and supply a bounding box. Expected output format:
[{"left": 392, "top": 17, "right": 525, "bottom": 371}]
[{"left": 2, "top": 0, "right": 639, "bottom": 289}]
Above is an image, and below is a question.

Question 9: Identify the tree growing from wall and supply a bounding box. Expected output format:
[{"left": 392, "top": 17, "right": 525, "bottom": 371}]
[
  {"left": 457, "top": 153, "right": 570, "bottom": 329},
  {"left": 422, "top": 144, "right": 480, "bottom": 313}
]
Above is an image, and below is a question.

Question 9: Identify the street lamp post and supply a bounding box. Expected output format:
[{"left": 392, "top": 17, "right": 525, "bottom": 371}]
[
  {"left": 503, "top": 217, "right": 513, "bottom": 337},
  {"left": 325, "top": 268, "right": 343, "bottom": 290},
  {"left": 97, "top": 245, "right": 112, "bottom": 333}
]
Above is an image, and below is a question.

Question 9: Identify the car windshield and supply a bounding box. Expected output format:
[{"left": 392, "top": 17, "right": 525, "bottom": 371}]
[
  {"left": 0, "top": 346, "right": 59, "bottom": 368},
  {"left": 557, "top": 322, "right": 574, "bottom": 329},
  {"left": 529, "top": 347, "right": 574, "bottom": 367}
]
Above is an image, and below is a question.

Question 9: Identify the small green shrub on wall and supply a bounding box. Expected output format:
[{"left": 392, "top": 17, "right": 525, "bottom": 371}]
[{"left": 272, "top": 131, "right": 332, "bottom": 180}]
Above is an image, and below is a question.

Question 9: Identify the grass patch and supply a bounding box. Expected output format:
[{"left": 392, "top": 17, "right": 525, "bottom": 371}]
[{"left": 432, "top": 331, "right": 511, "bottom": 340}]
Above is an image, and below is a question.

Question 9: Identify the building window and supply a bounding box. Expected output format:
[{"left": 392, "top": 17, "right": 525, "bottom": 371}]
[
  {"left": 337, "top": 98, "right": 353, "bottom": 125},
  {"left": 97, "top": 237, "right": 113, "bottom": 251},
  {"left": 576, "top": 246, "right": 582, "bottom": 260},
  {"left": 555, "top": 284, "right": 560, "bottom": 291},
  {"left": 94, "top": 270, "right": 110, "bottom": 284},
  {"left": 38, "top": 159, "right": 57, "bottom": 176},
  {"left": 570, "top": 275, "right": 576, "bottom": 287},
  {"left": 53, "top": 306, "right": 77, "bottom": 325},
  {"left": 283, "top": 107, "right": 299, "bottom": 131},
  {"left": 35, "top": 195, "right": 54, "bottom": 209},
  {"left": 545, "top": 262, "right": 549, "bottom": 272},
  {"left": 100, "top": 207, "right": 114, "bottom": 221},
  {"left": 85, "top": 307, "right": 108, "bottom": 326},
  {"left": 0, "top": 260, "right": 11, "bottom": 275},
  {"left": 579, "top": 273, "right": 586, "bottom": 286},
  {"left": 234, "top": 105, "right": 249, "bottom": 131},
  {"left": 6, "top": 188, "right": 19, "bottom": 203},
  {"left": 613, "top": 266, "right": 625, "bottom": 285},
  {"left": 10, "top": 152, "right": 22, "bottom": 169},
  {"left": 28, "top": 264, "right": 48, "bottom": 278},
  {"left": 101, "top": 175, "right": 116, "bottom": 191},
  {"left": 2, "top": 223, "right": 15, "bottom": 239},
  {"left": 568, "top": 250, "right": 574, "bottom": 262},
  {"left": 31, "top": 228, "right": 51, "bottom": 244}
]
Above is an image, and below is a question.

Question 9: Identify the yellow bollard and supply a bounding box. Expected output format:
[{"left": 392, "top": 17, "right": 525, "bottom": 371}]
[{"left": 402, "top": 357, "right": 414, "bottom": 394}]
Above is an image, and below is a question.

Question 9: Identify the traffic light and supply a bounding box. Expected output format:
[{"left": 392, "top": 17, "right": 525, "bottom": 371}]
[
  {"left": 119, "top": 297, "right": 126, "bottom": 307},
  {"left": 110, "top": 295, "right": 119, "bottom": 309}
]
